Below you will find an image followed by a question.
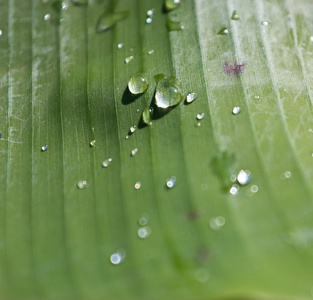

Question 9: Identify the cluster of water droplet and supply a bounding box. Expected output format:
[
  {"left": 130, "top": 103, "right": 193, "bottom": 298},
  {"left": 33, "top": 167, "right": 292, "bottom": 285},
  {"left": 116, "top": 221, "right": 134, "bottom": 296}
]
[{"left": 137, "top": 214, "right": 151, "bottom": 239}]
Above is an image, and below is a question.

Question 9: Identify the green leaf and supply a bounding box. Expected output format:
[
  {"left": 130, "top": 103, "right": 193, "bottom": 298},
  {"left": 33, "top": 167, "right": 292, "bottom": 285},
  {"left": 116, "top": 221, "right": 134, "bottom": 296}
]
[{"left": 1, "top": 0, "right": 313, "bottom": 299}]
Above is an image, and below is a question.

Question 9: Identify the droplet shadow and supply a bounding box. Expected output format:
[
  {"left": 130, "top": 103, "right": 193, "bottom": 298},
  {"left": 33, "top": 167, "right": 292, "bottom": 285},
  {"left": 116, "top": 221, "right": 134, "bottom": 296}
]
[{"left": 122, "top": 86, "right": 143, "bottom": 105}]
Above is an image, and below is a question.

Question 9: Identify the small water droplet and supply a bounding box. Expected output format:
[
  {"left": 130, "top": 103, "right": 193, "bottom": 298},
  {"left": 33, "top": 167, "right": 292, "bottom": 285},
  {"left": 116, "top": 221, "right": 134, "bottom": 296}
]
[
  {"left": 210, "top": 216, "right": 226, "bottom": 231},
  {"left": 237, "top": 170, "right": 252, "bottom": 185},
  {"left": 96, "top": 11, "right": 129, "bottom": 32},
  {"left": 147, "top": 9, "right": 154, "bottom": 17},
  {"left": 167, "top": 20, "right": 184, "bottom": 31},
  {"left": 254, "top": 95, "right": 260, "bottom": 100},
  {"left": 77, "top": 180, "right": 88, "bottom": 189},
  {"left": 310, "top": 36, "right": 313, "bottom": 42},
  {"left": 229, "top": 184, "right": 239, "bottom": 195},
  {"left": 125, "top": 55, "right": 134, "bottom": 64},
  {"left": 230, "top": 174, "right": 237, "bottom": 182},
  {"left": 231, "top": 10, "right": 240, "bottom": 20},
  {"left": 196, "top": 113, "right": 205, "bottom": 120},
  {"left": 110, "top": 250, "right": 125, "bottom": 265},
  {"left": 166, "top": 176, "right": 177, "bottom": 188},
  {"left": 155, "top": 77, "right": 182, "bottom": 108},
  {"left": 62, "top": 2, "right": 68, "bottom": 10},
  {"left": 232, "top": 106, "right": 241, "bottom": 115},
  {"left": 138, "top": 214, "right": 149, "bottom": 226},
  {"left": 44, "top": 14, "right": 51, "bottom": 21},
  {"left": 117, "top": 43, "right": 124, "bottom": 49},
  {"left": 261, "top": 20, "right": 270, "bottom": 26},
  {"left": 125, "top": 135, "right": 130, "bottom": 140},
  {"left": 195, "top": 268, "right": 209, "bottom": 282},
  {"left": 148, "top": 49, "right": 154, "bottom": 55},
  {"left": 283, "top": 171, "right": 292, "bottom": 179},
  {"left": 218, "top": 27, "right": 229, "bottom": 35},
  {"left": 41, "top": 145, "right": 48, "bottom": 152},
  {"left": 90, "top": 140, "right": 96, "bottom": 147},
  {"left": 186, "top": 92, "right": 197, "bottom": 103},
  {"left": 129, "top": 125, "right": 137, "bottom": 133},
  {"left": 138, "top": 226, "right": 151, "bottom": 239},
  {"left": 131, "top": 148, "right": 138, "bottom": 157},
  {"left": 195, "top": 122, "right": 202, "bottom": 127},
  {"left": 146, "top": 17, "right": 153, "bottom": 24},
  {"left": 251, "top": 185, "right": 258, "bottom": 193},
  {"left": 128, "top": 73, "right": 149, "bottom": 94},
  {"left": 134, "top": 181, "right": 141, "bottom": 189},
  {"left": 142, "top": 107, "right": 153, "bottom": 126},
  {"left": 165, "top": 0, "right": 180, "bottom": 11},
  {"left": 102, "top": 158, "right": 112, "bottom": 168}
]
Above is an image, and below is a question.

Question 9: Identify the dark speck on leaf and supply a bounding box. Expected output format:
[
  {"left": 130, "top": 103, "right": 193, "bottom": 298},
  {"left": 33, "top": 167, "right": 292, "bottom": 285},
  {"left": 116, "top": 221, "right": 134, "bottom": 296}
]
[{"left": 223, "top": 61, "right": 246, "bottom": 75}]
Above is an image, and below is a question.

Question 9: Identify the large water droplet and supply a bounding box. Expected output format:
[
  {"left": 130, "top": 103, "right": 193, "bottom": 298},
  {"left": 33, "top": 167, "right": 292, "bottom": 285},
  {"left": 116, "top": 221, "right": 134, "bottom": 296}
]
[
  {"left": 102, "top": 158, "right": 112, "bottom": 168},
  {"left": 218, "top": 27, "right": 229, "bottom": 35},
  {"left": 186, "top": 92, "right": 197, "bottom": 103},
  {"left": 231, "top": 10, "right": 240, "bottom": 20},
  {"left": 77, "top": 180, "right": 88, "bottom": 189},
  {"left": 41, "top": 145, "right": 48, "bottom": 152},
  {"left": 237, "top": 170, "right": 251, "bottom": 185},
  {"left": 96, "top": 11, "right": 129, "bottom": 32},
  {"left": 138, "top": 226, "right": 151, "bottom": 239},
  {"left": 166, "top": 176, "right": 177, "bottom": 188},
  {"left": 165, "top": 0, "right": 180, "bottom": 11},
  {"left": 232, "top": 106, "right": 240, "bottom": 115},
  {"left": 128, "top": 73, "right": 149, "bottom": 95},
  {"left": 142, "top": 107, "right": 153, "bottom": 126},
  {"left": 72, "top": 0, "right": 88, "bottom": 5},
  {"left": 155, "top": 77, "right": 182, "bottom": 108},
  {"left": 167, "top": 20, "right": 184, "bottom": 31}
]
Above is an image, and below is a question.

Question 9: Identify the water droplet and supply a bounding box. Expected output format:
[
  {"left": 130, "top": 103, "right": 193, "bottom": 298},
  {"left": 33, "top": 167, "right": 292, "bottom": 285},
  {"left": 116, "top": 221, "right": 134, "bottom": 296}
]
[
  {"left": 138, "top": 226, "right": 151, "bottom": 239},
  {"left": 229, "top": 184, "right": 239, "bottom": 195},
  {"left": 128, "top": 73, "right": 149, "bottom": 94},
  {"left": 282, "top": 170, "right": 292, "bottom": 179},
  {"left": 124, "top": 55, "right": 134, "bottom": 64},
  {"left": 110, "top": 250, "right": 125, "bottom": 265},
  {"left": 102, "top": 158, "right": 112, "bottom": 168},
  {"left": 196, "top": 113, "right": 205, "bottom": 120},
  {"left": 237, "top": 170, "right": 252, "bottom": 185},
  {"left": 117, "top": 43, "right": 124, "bottom": 49},
  {"left": 210, "top": 216, "right": 225, "bottom": 231},
  {"left": 232, "top": 106, "right": 241, "bottom": 115},
  {"left": 77, "top": 180, "right": 88, "bottom": 189},
  {"left": 230, "top": 174, "right": 237, "bottom": 182},
  {"left": 146, "top": 17, "right": 153, "bottom": 24},
  {"left": 195, "top": 268, "right": 209, "bottom": 282},
  {"left": 89, "top": 140, "right": 96, "bottom": 147},
  {"left": 72, "top": 0, "right": 88, "bottom": 5},
  {"left": 131, "top": 148, "right": 138, "bottom": 157},
  {"left": 165, "top": 0, "right": 180, "bottom": 11},
  {"left": 40, "top": 145, "right": 48, "bottom": 152},
  {"left": 138, "top": 214, "right": 149, "bottom": 226},
  {"left": 218, "top": 27, "right": 229, "bottom": 35},
  {"left": 310, "top": 36, "right": 313, "bottom": 42},
  {"left": 142, "top": 107, "right": 153, "bottom": 126},
  {"left": 129, "top": 125, "right": 137, "bottom": 133},
  {"left": 166, "top": 176, "right": 177, "bottom": 188},
  {"left": 254, "top": 95, "right": 260, "bottom": 100},
  {"left": 251, "top": 185, "right": 258, "bottom": 193},
  {"left": 261, "top": 20, "right": 270, "bottom": 26},
  {"left": 147, "top": 9, "right": 154, "bottom": 17},
  {"left": 62, "top": 2, "right": 68, "bottom": 10},
  {"left": 44, "top": 14, "right": 51, "bottom": 21},
  {"left": 186, "top": 92, "right": 197, "bottom": 103},
  {"left": 155, "top": 77, "right": 182, "bottom": 108},
  {"left": 125, "top": 135, "right": 130, "bottom": 140},
  {"left": 167, "top": 20, "right": 184, "bottom": 31},
  {"left": 231, "top": 10, "right": 240, "bottom": 20},
  {"left": 96, "top": 11, "right": 129, "bottom": 32},
  {"left": 148, "top": 50, "right": 154, "bottom": 55},
  {"left": 134, "top": 181, "right": 141, "bottom": 189}
]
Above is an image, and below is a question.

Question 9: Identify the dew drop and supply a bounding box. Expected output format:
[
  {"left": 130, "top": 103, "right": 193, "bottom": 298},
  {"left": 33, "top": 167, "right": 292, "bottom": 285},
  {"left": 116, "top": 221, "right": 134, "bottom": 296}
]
[
  {"left": 117, "top": 43, "right": 124, "bottom": 49},
  {"left": 155, "top": 77, "right": 182, "bottom": 108},
  {"left": 210, "top": 216, "right": 226, "bottom": 231},
  {"left": 195, "top": 122, "right": 201, "bottom": 127},
  {"left": 62, "top": 2, "right": 68, "bottom": 10},
  {"left": 229, "top": 184, "right": 239, "bottom": 195},
  {"left": 232, "top": 106, "right": 241, "bottom": 115},
  {"left": 41, "top": 145, "right": 48, "bottom": 152},
  {"left": 89, "top": 140, "right": 96, "bottom": 147},
  {"left": 230, "top": 174, "right": 237, "bottom": 182},
  {"left": 167, "top": 20, "right": 184, "bottom": 31},
  {"left": 129, "top": 125, "right": 137, "bottom": 133},
  {"left": 142, "top": 107, "right": 153, "bottom": 126},
  {"left": 147, "top": 9, "right": 154, "bottom": 17},
  {"left": 251, "top": 185, "right": 258, "bottom": 193},
  {"left": 131, "top": 148, "right": 138, "bottom": 157},
  {"left": 165, "top": 0, "right": 181, "bottom": 11},
  {"left": 146, "top": 17, "right": 153, "bottom": 24},
  {"left": 261, "top": 20, "right": 270, "bottom": 26},
  {"left": 134, "top": 181, "right": 142, "bottom": 190},
  {"left": 44, "top": 14, "right": 51, "bottom": 21},
  {"left": 310, "top": 36, "right": 313, "bottom": 42},
  {"left": 148, "top": 49, "right": 154, "bottom": 55},
  {"left": 96, "top": 11, "right": 129, "bottom": 32},
  {"left": 128, "top": 73, "right": 149, "bottom": 94},
  {"left": 138, "top": 226, "right": 151, "bottom": 239},
  {"left": 77, "top": 180, "right": 88, "bottom": 189},
  {"left": 166, "top": 176, "right": 177, "bottom": 188},
  {"left": 237, "top": 170, "right": 252, "bottom": 185},
  {"left": 186, "top": 92, "right": 197, "bottom": 103},
  {"left": 196, "top": 113, "right": 205, "bottom": 120},
  {"left": 110, "top": 250, "right": 125, "bottom": 265},
  {"left": 254, "top": 95, "right": 260, "bottom": 100},
  {"left": 218, "top": 27, "right": 229, "bottom": 35},
  {"left": 102, "top": 158, "right": 112, "bottom": 168},
  {"left": 283, "top": 170, "right": 292, "bottom": 179},
  {"left": 138, "top": 214, "right": 149, "bottom": 226},
  {"left": 231, "top": 10, "right": 240, "bottom": 20},
  {"left": 195, "top": 268, "right": 209, "bottom": 283},
  {"left": 125, "top": 55, "right": 134, "bottom": 64}
]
